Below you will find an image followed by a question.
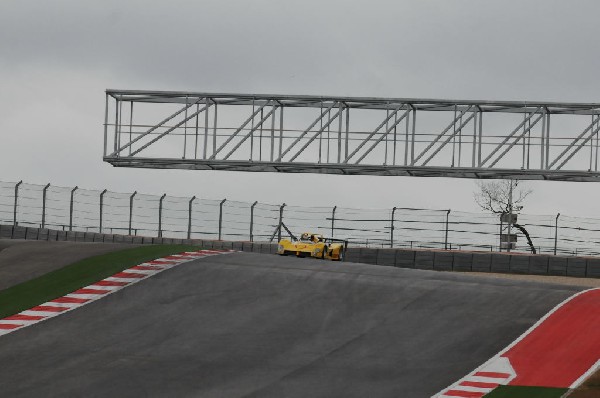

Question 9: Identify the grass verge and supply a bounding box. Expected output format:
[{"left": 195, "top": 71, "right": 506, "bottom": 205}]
[
  {"left": 568, "top": 368, "right": 600, "bottom": 398},
  {"left": 0, "top": 244, "right": 201, "bottom": 319},
  {"left": 485, "top": 386, "right": 569, "bottom": 398}
]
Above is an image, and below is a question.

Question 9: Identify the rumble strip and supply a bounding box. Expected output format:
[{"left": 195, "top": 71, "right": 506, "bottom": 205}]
[{"left": 0, "top": 250, "right": 232, "bottom": 337}]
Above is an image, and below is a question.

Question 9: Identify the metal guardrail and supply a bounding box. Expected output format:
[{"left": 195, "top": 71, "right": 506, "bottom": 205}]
[{"left": 1, "top": 180, "right": 599, "bottom": 256}]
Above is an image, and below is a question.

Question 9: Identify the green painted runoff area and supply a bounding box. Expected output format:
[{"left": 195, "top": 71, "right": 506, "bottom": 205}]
[
  {"left": 0, "top": 244, "right": 201, "bottom": 319},
  {"left": 485, "top": 385, "right": 569, "bottom": 397}
]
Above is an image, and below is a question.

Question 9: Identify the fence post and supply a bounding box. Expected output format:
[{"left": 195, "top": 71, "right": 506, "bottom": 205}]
[
  {"left": 187, "top": 196, "right": 195, "bottom": 239},
  {"left": 41, "top": 183, "right": 50, "bottom": 228},
  {"left": 278, "top": 203, "right": 286, "bottom": 242},
  {"left": 554, "top": 213, "right": 560, "bottom": 255},
  {"left": 499, "top": 213, "right": 504, "bottom": 252},
  {"left": 13, "top": 180, "right": 22, "bottom": 226},
  {"left": 444, "top": 209, "right": 451, "bottom": 250},
  {"left": 218, "top": 199, "right": 226, "bottom": 240},
  {"left": 507, "top": 181, "right": 513, "bottom": 253},
  {"left": 158, "top": 193, "right": 166, "bottom": 237},
  {"left": 129, "top": 191, "right": 137, "bottom": 235},
  {"left": 390, "top": 207, "right": 397, "bottom": 248},
  {"left": 250, "top": 201, "right": 258, "bottom": 241},
  {"left": 69, "top": 186, "right": 78, "bottom": 231},
  {"left": 99, "top": 189, "right": 107, "bottom": 233},
  {"left": 331, "top": 206, "right": 337, "bottom": 238}
]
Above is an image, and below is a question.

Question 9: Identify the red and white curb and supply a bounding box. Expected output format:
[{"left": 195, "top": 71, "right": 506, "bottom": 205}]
[
  {"left": 434, "top": 357, "right": 515, "bottom": 397},
  {"left": 434, "top": 288, "right": 600, "bottom": 397},
  {"left": 0, "top": 250, "right": 233, "bottom": 337}
]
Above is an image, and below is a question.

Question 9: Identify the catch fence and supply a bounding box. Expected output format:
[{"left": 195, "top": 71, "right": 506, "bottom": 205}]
[{"left": 1, "top": 180, "right": 598, "bottom": 256}]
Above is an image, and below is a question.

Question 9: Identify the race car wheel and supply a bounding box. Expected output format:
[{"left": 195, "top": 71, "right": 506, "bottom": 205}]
[{"left": 321, "top": 246, "right": 328, "bottom": 259}]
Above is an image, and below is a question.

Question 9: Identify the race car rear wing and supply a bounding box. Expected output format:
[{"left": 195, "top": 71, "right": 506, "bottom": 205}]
[{"left": 324, "top": 238, "right": 349, "bottom": 257}]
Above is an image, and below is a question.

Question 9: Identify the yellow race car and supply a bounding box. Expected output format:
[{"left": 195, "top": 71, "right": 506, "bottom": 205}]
[{"left": 277, "top": 232, "right": 347, "bottom": 261}]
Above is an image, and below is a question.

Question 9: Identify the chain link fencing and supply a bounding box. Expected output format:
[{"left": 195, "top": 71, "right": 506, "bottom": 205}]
[{"left": 1, "top": 180, "right": 598, "bottom": 256}]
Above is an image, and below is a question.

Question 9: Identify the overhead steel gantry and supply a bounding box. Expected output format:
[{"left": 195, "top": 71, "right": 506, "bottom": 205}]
[{"left": 104, "top": 89, "right": 600, "bottom": 181}]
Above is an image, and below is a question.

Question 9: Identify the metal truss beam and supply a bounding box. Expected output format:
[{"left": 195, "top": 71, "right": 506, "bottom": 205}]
[
  {"left": 107, "top": 89, "right": 600, "bottom": 115},
  {"left": 104, "top": 89, "right": 600, "bottom": 182},
  {"left": 481, "top": 108, "right": 543, "bottom": 168},
  {"left": 211, "top": 100, "right": 273, "bottom": 160},
  {"left": 105, "top": 158, "right": 600, "bottom": 181},
  {"left": 413, "top": 105, "right": 475, "bottom": 166},
  {"left": 276, "top": 101, "right": 338, "bottom": 162},
  {"left": 344, "top": 105, "right": 407, "bottom": 163}
]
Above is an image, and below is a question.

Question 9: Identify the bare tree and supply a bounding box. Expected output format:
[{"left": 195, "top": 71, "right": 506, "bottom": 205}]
[{"left": 474, "top": 180, "right": 536, "bottom": 254}]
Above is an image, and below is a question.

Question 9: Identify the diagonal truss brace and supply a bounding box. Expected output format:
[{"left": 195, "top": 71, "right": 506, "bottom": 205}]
[
  {"left": 111, "top": 97, "right": 205, "bottom": 157},
  {"left": 210, "top": 100, "right": 273, "bottom": 160},
  {"left": 343, "top": 104, "right": 402, "bottom": 163},
  {"left": 221, "top": 104, "right": 279, "bottom": 160},
  {"left": 347, "top": 106, "right": 410, "bottom": 164},
  {"left": 487, "top": 112, "right": 544, "bottom": 168},
  {"left": 288, "top": 107, "right": 342, "bottom": 162},
  {"left": 422, "top": 111, "right": 476, "bottom": 166},
  {"left": 412, "top": 106, "right": 474, "bottom": 166},
  {"left": 481, "top": 107, "right": 542, "bottom": 167},
  {"left": 276, "top": 102, "right": 338, "bottom": 162},
  {"left": 551, "top": 114, "right": 600, "bottom": 170}
]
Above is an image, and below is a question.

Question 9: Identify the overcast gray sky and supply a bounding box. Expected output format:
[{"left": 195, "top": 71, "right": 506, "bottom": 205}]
[{"left": 2, "top": 0, "right": 600, "bottom": 216}]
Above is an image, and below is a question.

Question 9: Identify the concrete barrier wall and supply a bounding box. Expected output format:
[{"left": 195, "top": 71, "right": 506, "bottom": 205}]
[{"left": 1, "top": 224, "right": 598, "bottom": 278}]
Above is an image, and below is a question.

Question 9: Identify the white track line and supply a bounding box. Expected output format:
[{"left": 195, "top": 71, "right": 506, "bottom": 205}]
[{"left": 433, "top": 287, "right": 600, "bottom": 397}]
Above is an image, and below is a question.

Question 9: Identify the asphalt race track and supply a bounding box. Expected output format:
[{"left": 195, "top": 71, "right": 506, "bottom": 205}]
[{"left": 0, "top": 252, "right": 584, "bottom": 397}]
